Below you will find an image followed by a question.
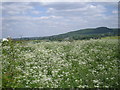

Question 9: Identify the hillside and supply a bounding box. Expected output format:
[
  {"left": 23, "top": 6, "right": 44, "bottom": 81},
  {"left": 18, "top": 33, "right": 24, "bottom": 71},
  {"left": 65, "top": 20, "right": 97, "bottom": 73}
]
[{"left": 15, "top": 27, "right": 119, "bottom": 41}]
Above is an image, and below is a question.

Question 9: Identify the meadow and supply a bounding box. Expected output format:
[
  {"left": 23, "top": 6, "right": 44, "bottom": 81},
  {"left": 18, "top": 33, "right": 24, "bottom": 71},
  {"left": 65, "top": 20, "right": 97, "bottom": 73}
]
[{"left": 1, "top": 38, "right": 119, "bottom": 88}]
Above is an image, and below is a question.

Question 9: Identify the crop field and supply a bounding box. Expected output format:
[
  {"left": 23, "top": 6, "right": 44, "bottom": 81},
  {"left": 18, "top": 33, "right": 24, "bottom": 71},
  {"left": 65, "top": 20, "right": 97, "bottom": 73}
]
[{"left": 1, "top": 38, "right": 119, "bottom": 88}]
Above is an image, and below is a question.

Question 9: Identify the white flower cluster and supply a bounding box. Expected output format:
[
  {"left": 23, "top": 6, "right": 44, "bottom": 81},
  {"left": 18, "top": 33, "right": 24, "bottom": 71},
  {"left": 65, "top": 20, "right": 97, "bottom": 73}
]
[
  {"left": 2, "top": 38, "right": 9, "bottom": 42},
  {"left": 2, "top": 39, "right": 119, "bottom": 88}
]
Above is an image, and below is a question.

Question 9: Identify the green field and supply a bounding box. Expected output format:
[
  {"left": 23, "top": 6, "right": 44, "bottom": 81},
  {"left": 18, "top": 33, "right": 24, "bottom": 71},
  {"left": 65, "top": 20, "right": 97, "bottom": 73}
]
[
  {"left": 101, "top": 36, "right": 120, "bottom": 39},
  {"left": 1, "top": 38, "right": 119, "bottom": 88}
]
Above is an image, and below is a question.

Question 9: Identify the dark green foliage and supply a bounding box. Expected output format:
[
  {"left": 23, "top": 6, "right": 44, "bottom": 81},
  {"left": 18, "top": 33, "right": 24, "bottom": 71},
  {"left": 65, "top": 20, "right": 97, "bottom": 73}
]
[{"left": 14, "top": 27, "right": 119, "bottom": 41}]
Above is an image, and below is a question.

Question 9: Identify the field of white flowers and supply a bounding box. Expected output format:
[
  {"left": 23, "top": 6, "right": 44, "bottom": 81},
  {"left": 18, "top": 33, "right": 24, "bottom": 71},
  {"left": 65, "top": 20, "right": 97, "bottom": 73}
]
[{"left": 1, "top": 38, "right": 119, "bottom": 88}]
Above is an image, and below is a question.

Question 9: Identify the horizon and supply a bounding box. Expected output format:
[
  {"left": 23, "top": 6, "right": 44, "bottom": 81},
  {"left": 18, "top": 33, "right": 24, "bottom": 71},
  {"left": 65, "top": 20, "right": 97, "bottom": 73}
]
[
  {"left": 6, "top": 26, "right": 118, "bottom": 39},
  {"left": 1, "top": 2, "right": 118, "bottom": 38}
]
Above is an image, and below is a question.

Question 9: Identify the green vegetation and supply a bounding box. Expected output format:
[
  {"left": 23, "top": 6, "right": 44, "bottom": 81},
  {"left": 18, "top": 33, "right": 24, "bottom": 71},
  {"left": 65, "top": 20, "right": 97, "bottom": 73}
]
[
  {"left": 15, "top": 27, "right": 119, "bottom": 41},
  {"left": 101, "top": 36, "right": 120, "bottom": 39},
  {"left": 0, "top": 42, "right": 2, "bottom": 88},
  {"left": 1, "top": 38, "right": 119, "bottom": 88}
]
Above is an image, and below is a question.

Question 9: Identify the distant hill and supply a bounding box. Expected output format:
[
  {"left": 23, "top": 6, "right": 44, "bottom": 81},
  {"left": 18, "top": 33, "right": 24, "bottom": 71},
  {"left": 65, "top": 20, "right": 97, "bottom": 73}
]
[{"left": 15, "top": 27, "right": 119, "bottom": 41}]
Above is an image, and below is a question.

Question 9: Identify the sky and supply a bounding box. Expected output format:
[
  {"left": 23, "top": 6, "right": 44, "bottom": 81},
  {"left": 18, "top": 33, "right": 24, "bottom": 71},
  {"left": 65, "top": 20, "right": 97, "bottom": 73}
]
[{"left": 0, "top": 2, "right": 118, "bottom": 38}]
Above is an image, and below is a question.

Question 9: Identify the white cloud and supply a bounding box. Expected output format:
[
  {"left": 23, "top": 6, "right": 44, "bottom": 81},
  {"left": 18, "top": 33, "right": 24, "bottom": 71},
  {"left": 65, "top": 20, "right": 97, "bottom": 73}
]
[
  {"left": 32, "top": 10, "right": 41, "bottom": 14},
  {"left": 1, "top": 2, "right": 118, "bottom": 38},
  {"left": 45, "top": 3, "right": 106, "bottom": 18},
  {"left": 2, "top": 2, "right": 35, "bottom": 16},
  {"left": 112, "top": 10, "right": 118, "bottom": 14},
  {"left": 1, "top": 0, "right": 119, "bottom": 2}
]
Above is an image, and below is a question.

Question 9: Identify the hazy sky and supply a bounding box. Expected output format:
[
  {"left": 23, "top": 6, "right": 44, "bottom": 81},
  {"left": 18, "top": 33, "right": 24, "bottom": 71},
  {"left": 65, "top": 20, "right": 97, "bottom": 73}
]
[{"left": 1, "top": 2, "right": 118, "bottom": 38}]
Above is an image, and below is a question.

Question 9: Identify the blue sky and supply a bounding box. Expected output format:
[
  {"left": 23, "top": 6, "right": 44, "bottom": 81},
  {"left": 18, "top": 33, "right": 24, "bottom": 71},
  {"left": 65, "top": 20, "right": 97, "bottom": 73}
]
[{"left": 1, "top": 2, "right": 118, "bottom": 38}]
